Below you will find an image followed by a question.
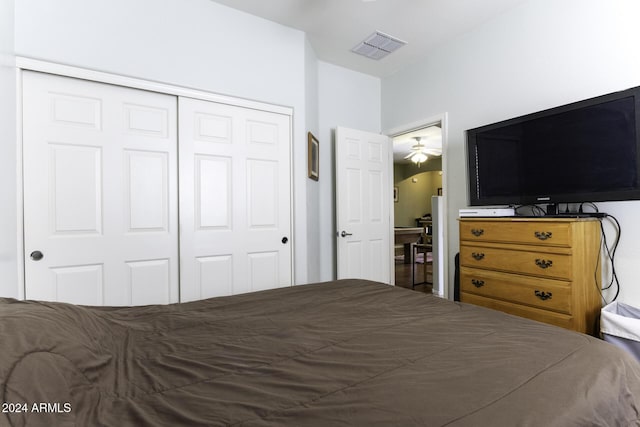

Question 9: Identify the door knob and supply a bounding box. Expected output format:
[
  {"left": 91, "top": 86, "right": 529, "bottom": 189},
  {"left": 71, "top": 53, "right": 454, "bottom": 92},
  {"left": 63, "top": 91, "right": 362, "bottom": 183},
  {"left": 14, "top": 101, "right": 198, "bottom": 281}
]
[
  {"left": 340, "top": 231, "right": 353, "bottom": 237},
  {"left": 30, "top": 251, "right": 44, "bottom": 261},
  {"left": 282, "top": 237, "right": 288, "bottom": 244}
]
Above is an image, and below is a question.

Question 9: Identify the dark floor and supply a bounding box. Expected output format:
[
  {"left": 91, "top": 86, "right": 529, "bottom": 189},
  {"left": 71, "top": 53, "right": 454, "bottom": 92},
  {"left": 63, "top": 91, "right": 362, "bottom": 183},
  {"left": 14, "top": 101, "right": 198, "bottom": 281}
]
[{"left": 394, "top": 257, "right": 433, "bottom": 293}]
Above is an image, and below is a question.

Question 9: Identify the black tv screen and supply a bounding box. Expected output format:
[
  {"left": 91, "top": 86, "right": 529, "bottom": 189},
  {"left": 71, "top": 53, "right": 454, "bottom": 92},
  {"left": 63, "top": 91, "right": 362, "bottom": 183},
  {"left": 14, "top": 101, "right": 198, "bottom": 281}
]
[{"left": 466, "top": 86, "right": 640, "bottom": 206}]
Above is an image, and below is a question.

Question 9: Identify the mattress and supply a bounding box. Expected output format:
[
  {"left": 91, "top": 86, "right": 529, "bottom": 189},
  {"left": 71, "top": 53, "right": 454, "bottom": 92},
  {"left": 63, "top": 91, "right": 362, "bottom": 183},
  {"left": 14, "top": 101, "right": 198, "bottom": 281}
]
[{"left": 1, "top": 279, "right": 639, "bottom": 426}]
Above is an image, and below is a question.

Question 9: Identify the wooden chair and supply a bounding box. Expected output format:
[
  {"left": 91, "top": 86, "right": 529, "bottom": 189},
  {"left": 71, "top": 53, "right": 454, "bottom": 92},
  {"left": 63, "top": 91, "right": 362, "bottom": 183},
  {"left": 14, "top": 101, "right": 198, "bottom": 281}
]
[{"left": 411, "top": 231, "right": 433, "bottom": 289}]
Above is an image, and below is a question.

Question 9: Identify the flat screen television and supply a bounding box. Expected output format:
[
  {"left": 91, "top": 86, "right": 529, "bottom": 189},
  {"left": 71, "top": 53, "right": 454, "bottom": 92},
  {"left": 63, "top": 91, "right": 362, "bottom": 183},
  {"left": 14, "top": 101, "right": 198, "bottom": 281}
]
[{"left": 466, "top": 86, "right": 640, "bottom": 208}]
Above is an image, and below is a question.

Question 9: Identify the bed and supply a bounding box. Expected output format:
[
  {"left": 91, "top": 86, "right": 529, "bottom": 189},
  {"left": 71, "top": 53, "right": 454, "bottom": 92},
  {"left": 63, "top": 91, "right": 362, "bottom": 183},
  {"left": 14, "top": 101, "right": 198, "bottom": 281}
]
[{"left": 2, "top": 279, "right": 639, "bottom": 426}]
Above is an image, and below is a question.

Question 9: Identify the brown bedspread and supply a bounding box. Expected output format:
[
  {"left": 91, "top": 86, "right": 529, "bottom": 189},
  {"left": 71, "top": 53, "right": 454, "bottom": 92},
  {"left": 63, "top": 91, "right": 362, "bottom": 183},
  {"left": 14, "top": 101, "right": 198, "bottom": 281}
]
[{"left": 1, "top": 279, "right": 640, "bottom": 426}]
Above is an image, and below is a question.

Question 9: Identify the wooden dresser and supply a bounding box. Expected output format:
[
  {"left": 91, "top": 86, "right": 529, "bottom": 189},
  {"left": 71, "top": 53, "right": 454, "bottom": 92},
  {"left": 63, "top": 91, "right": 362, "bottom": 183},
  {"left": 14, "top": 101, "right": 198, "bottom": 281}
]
[{"left": 459, "top": 217, "right": 602, "bottom": 335}]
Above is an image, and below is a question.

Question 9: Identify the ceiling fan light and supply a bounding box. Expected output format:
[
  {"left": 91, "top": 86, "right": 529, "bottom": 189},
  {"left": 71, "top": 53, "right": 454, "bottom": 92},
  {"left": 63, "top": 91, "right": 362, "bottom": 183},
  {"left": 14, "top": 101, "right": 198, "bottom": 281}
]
[{"left": 411, "top": 152, "right": 428, "bottom": 165}]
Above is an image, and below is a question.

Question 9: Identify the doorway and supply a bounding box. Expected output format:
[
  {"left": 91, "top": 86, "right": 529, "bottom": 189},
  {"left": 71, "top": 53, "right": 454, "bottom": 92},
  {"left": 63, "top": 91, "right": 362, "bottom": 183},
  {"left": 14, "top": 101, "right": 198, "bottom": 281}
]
[{"left": 387, "top": 117, "right": 447, "bottom": 298}]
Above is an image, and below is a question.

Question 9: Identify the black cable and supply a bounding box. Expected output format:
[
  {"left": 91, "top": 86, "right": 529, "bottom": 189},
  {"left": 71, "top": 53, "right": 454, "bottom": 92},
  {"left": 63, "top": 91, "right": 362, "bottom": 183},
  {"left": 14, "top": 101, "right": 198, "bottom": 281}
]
[
  {"left": 533, "top": 205, "right": 545, "bottom": 216},
  {"left": 599, "top": 219, "right": 614, "bottom": 293},
  {"left": 598, "top": 214, "right": 621, "bottom": 304},
  {"left": 595, "top": 223, "right": 603, "bottom": 301},
  {"left": 580, "top": 202, "right": 599, "bottom": 213},
  {"left": 514, "top": 204, "right": 545, "bottom": 217},
  {"left": 609, "top": 215, "right": 621, "bottom": 300}
]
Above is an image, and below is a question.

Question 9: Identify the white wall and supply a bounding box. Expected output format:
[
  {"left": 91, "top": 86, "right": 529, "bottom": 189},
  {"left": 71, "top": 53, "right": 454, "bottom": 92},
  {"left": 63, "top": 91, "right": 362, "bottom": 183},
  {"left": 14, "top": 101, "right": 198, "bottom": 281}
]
[
  {"left": 305, "top": 38, "right": 321, "bottom": 283},
  {"left": 317, "top": 61, "right": 381, "bottom": 281},
  {"left": 394, "top": 170, "right": 442, "bottom": 227},
  {"left": 382, "top": 0, "right": 640, "bottom": 306},
  {"left": 9, "top": 0, "right": 383, "bottom": 292},
  {"left": 0, "top": 0, "right": 18, "bottom": 298},
  {"left": 14, "top": 0, "right": 311, "bottom": 284}
]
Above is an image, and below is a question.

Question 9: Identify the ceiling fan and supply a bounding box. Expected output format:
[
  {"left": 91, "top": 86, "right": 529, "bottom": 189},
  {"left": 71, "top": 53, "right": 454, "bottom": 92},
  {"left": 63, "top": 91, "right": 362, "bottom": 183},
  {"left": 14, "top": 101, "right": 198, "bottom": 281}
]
[{"left": 404, "top": 137, "right": 442, "bottom": 166}]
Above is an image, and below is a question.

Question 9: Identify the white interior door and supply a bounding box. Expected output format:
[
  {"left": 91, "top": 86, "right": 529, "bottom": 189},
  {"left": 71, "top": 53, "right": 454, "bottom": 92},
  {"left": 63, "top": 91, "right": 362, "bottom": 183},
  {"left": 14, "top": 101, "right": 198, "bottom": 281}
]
[
  {"left": 335, "top": 126, "right": 391, "bottom": 283},
  {"left": 178, "top": 97, "right": 292, "bottom": 301},
  {"left": 23, "top": 71, "right": 179, "bottom": 306}
]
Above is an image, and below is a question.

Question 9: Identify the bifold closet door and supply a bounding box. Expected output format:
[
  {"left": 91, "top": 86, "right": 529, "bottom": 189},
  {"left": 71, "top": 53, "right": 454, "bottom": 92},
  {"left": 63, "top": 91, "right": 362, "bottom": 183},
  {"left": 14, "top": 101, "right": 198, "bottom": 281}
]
[
  {"left": 178, "top": 97, "right": 292, "bottom": 301},
  {"left": 22, "top": 71, "right": 179, "bottom": 306}
]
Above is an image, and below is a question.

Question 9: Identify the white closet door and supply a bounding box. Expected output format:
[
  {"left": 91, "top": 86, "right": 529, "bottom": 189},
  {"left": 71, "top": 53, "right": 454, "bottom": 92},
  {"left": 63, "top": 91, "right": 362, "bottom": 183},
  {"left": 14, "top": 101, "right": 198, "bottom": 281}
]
[
  {"left": 179, "top": 97, "right": 292, "bottom": 301},
  {"left": 23, "top": 71, "right": 179, "bottom": 306}
]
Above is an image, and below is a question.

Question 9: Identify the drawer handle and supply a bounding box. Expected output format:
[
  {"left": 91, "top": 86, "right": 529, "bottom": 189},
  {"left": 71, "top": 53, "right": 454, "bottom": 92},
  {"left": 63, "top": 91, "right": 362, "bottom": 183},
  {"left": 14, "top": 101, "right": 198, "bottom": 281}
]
[
  {"left": 534, "top": 231, "right": 553, "bottom": 241},
  {"left": 535, "top": 259, "right": 553, "bottom": 269},
  {"left": 471, "top": 228, "right": 484, "bottom": 237},
  {"left": 472, "top": 252, "right": 485, "bottom": 261},
  {"left": 534, "top": 290, "right": 553, "bottom": 301},
  {"left": 471, "top": 279, "right": 485, "bottom": 288}
]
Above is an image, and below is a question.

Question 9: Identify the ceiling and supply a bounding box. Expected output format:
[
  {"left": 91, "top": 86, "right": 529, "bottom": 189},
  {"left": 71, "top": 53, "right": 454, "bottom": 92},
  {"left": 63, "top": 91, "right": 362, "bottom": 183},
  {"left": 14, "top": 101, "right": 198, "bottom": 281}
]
[
  {"left": 209, "top": 0, "right": 524, "bottom": 163},
  {"left": 209, "top": 0, "right": 526, "bottom": 78},
  {"left": 392, "top": 125, "right": 442, "bottom": 164}
]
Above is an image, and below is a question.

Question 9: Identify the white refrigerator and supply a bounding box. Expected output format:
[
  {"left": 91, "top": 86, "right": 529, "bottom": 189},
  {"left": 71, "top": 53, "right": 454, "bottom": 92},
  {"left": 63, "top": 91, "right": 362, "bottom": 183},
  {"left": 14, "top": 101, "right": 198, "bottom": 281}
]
[{"left": 431, "top": 196, "right": 445, "bottom": 297}]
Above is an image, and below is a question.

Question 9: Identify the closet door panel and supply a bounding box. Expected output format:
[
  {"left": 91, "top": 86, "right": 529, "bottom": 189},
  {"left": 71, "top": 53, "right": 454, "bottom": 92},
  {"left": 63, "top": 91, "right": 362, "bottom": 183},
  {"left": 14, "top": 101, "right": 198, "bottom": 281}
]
[
  {"left": 23, "top": 71, "right": 179, "bottom": 306},
  {"left": 179, "top": 97, "right": 292, "bottom": 301},
  {"left": 195, "top": 154, "right": 232, "bottom": 230},
  {"left": 196, "top": 255, "right": 233, "bottom": 299},
  {"left": 51, "top": 264, "right": 104, "bottom": 306},
  {"left": 126, "top": 259, "right": 171, "bottom": 305},
  {"left": 124, "top": 149, "right": 170, "bottom": 232},
  {"left": 49, "top": 143, "right": 103, "bottom": 235},
  {"left": 247, "top": 159, "right": 278, "bottom": 228}
]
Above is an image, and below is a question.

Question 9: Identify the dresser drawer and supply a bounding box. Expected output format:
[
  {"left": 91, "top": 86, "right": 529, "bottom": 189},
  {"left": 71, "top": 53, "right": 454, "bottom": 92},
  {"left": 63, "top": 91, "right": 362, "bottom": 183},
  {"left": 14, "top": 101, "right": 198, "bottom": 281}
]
[
  {"left": 460, "top": 267, "right": 572, "bottom": 314},
  {"left": 460, "top": 221, "right": 571, "bottom": 247},
  {"left": 460, "top": 292, "right": 574, "bottom": 331},
  {"left": 460, "top": 245, "right": 572, "bottom": 280}
]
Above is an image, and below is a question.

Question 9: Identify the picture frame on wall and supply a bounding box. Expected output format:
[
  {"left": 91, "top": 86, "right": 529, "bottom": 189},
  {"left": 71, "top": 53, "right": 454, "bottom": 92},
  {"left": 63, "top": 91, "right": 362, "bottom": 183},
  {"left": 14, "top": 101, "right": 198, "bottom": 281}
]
[{"left": 308, "top": 132, "right": 319, "bottom": 181}]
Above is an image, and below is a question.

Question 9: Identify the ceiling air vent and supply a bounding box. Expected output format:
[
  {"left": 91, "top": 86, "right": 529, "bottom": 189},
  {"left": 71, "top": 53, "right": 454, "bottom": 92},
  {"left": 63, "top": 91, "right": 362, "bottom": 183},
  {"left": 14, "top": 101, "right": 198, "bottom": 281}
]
[{"left": 351, "top": 31, "right": 407, "bottom": 60}]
